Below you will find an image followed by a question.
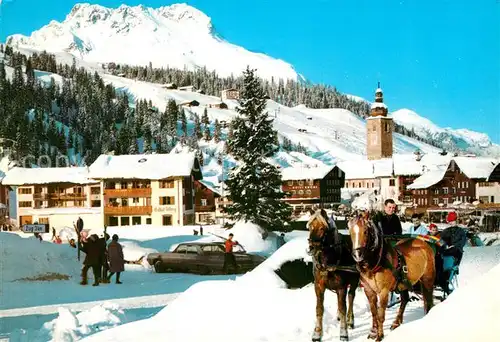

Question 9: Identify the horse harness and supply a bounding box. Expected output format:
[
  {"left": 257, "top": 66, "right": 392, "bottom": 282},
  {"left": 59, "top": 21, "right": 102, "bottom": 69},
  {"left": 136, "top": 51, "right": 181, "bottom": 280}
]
[
  {"left": 310, "top": 223, "right": 358, "bottom": 276},
  {"left": 370, "top": 238, "right": 413, "bottom": 292}
]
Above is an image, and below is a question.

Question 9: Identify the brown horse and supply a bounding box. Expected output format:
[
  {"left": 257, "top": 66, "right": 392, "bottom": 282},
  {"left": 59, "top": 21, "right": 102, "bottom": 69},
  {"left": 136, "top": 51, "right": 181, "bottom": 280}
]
[
  {"left": 347, "top": 211, "right": 435, "bottom": 341},
  {"left": 307, "top": 209, "right": 360, "bottom": 341}
]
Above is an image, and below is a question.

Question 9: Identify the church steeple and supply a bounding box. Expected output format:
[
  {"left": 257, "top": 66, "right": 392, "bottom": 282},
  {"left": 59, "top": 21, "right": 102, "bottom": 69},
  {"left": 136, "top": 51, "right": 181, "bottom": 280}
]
[
  {"left": 366, "top": 82, "right": 393, "bottom": 160},
  {"left": 370, "top": 82, "right": 388, "bottom": 117}
]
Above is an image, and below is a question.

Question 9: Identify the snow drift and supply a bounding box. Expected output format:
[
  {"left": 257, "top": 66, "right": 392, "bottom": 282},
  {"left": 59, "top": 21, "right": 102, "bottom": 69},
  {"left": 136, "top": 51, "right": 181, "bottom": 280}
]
[{"left": 81, "top": 242, "right": 500, "bottom": 342}]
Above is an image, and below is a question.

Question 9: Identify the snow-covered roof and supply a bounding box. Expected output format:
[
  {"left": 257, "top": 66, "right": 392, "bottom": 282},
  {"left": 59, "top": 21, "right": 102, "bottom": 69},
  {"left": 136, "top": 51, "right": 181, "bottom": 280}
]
[
  {"left": 1, "top": 167, "right": 97, "bottom": 186},
  {"left": 407, "top": 168, "right": 447, "bottom": 190},
  {"left": 281, "top": 165, "right": 338, "bottom": 181},
  {"left": 88, "top": 152, "right": 201, "bottom": 180},
  {"left": 339, "top": 153, "right": 453, "bottom": 180},
  {"left": 375, "top": 88, "right": 383, "bottom": 93},
  {"left": 453, "top": 157, "right": 498, "bottom": 180},
  {"left": 370, "top": 102, "right": 388, "bottom": 110},
  {"left": 198, "top": 179, "right": 222, "bottom": 196}
]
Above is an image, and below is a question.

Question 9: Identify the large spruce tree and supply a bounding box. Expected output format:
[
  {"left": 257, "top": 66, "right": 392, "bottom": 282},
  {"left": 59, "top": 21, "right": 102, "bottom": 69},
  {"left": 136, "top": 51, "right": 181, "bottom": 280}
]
[{"left": 225, "top": 67, "right": 291, "bottom": 231}]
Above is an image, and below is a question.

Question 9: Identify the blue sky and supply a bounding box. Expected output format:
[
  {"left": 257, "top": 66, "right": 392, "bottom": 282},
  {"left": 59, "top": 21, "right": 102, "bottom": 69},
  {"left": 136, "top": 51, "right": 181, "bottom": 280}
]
[{"left": 1, "top": 0, "right": 499, "bottom": 142}]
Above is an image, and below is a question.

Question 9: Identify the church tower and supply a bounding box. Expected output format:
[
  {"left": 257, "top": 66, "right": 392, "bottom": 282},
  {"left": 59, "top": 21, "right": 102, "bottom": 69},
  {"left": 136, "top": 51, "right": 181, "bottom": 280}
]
[{"left": 366, "top": 83, "right": 393, "bottom": 160}]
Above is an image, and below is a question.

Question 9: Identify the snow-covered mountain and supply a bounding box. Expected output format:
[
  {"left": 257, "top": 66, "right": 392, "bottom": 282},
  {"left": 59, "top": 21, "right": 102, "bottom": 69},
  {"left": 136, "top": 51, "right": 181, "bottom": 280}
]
[
  {"left": 6, "top": 3, "right": 300, "bottom": 81},
  {"left": 391, "top": 109, "right": 500, "bottom": 156}
]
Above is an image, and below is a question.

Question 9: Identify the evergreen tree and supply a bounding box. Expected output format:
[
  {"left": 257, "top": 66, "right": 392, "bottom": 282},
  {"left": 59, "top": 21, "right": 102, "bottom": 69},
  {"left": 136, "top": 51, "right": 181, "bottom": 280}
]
[
  {"left": 225, "top": 67, "right": 291, "bottom": 231},
  {"left": 193, "top": 114, "right": 202, "bottom": 140},
  {"left": 143, "top": 128, "right": 153, "bottom": 154},
  {"left": 201, "top": 107, "right": 209, "bottom": 126},
  {"left": 204, "top": 124, "right": 211, "bottom": 141},
  {"left": 214, "top": 119, "right": 221, "bottom": 143},
  {"left": 179, "top": 108, "right": 187, "bottom": 136}
]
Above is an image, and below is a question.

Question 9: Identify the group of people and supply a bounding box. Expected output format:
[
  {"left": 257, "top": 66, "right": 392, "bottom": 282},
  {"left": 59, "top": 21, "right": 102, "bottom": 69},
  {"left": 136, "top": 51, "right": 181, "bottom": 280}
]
[
  {"left": 373, "top": 199, "right": 469, "bottom": 294},
  {"left": 79, "top": 232, "right": 125, "bottom": 286}
]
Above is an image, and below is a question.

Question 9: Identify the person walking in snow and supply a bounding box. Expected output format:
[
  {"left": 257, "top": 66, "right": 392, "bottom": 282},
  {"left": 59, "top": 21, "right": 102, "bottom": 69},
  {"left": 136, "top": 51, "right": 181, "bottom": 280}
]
[
  {"left": 223, "top": 233, "right": 239, "bottom": 274},
  {"left": 107, "top": 234, "right": 125, "bottom": 284},
  {"left": 408, "top": 213, "right": 429, "bottom": 236},
  {"left": 80, "top": 234, "right": 102, "bottom": 286}
]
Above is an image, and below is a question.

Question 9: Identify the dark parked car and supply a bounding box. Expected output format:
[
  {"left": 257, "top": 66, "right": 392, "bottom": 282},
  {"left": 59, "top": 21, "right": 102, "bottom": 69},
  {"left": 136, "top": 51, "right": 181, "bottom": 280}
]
[{"left": 147, "top": 242, "right": 266, "bottom": 274}]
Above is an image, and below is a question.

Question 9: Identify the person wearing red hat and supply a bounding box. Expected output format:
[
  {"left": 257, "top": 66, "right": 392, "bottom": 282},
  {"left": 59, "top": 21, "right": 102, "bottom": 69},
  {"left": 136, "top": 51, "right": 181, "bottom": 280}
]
[
  {"left": 437, "top": 211, "right": 467, "bottom": 294},
  {"left": 428, "top": 223, "right": 439, "bottom": 236}
]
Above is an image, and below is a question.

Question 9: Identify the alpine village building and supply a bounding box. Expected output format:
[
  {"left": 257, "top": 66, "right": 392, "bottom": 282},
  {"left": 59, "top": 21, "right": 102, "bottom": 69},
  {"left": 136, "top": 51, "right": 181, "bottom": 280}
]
[
  {"left": 1, "top": 152, "right": 203, "bottom": 233},
  {"left": 339, "top": 85, "right": 500, "bottom": 214}
]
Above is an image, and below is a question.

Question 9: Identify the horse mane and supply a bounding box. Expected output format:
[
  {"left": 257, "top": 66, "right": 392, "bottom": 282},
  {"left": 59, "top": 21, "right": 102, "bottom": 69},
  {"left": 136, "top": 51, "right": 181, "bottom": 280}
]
[{"left": 307, "top": 209, "right": 329, "bottom": 230}]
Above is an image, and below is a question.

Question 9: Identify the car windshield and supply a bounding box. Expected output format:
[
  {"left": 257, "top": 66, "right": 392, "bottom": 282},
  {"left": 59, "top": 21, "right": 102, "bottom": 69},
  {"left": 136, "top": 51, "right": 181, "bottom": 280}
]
[{"left": 232, "top": 244, "right": 246, "bottom": 253}]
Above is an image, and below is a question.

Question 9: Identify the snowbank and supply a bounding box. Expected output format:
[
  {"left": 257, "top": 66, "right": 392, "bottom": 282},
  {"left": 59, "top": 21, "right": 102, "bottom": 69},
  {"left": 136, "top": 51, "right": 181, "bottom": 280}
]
[
  {"left": 45, "top": 303, "right": 125, "bottom": 342},
  {"left": 0, "top": 232, "right": 81, "bottom": 282},
  {"left": 385, "top": 263, "right": 500, "bottom": 342},
  {"left": 82, "top": 240, "right": 500, "bottom": 342}
]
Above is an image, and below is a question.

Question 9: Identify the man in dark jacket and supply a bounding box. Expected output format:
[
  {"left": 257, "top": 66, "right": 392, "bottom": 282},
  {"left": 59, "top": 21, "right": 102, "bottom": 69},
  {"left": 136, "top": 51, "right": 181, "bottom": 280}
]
[
  {"left": 80, "top": 234, "right": 102, "bottom": 286},
  {"left": 440, "top": 212, "right": 467, "bottom": 265},
  {"left": 372, "top": 199, "right": 402, "bottom": 236}
]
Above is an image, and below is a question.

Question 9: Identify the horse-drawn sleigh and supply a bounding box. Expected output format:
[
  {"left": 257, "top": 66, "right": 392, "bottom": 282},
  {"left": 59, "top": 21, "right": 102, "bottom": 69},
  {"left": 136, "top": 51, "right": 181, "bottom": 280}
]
[{"left": 306, "top": 209, "right": 466, "bottom": 342}]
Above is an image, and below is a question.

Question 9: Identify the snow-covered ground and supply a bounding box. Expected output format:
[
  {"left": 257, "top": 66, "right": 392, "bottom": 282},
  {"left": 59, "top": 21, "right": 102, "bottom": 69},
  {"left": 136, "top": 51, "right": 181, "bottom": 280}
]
[
  {"left": 0, "top": 223, "right": 280, "bottom": 340},
  {"left": 80, "top": 236, "right": 500, "bottom": 342}
]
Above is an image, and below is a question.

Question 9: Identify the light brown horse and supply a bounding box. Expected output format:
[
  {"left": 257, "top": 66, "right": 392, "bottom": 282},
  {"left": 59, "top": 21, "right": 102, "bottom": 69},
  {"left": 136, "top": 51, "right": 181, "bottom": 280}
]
[
  {"left": 348, "top": 211, "right": 435, "bottom": 341},
  {"left": 308, "top": 209, "right": 360, "bottom": 341}
]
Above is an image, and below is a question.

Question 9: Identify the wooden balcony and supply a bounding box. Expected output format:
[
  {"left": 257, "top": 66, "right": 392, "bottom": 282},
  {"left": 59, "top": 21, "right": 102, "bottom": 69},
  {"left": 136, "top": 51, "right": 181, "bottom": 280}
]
[
  {"left": 104, "top": 205, "right": 152, "bottom": 215},
  {"left": 104, "top": 188, "right": 152, "bottom": 198},
  {"left": 196, "top": 205, "right": 216, "bottom": 212},
  {"left": 48, "top": 193, "right": 87, "bottom": 200},
  {"left": 33, "top": 193, "right": 49, "bottom": 200}
]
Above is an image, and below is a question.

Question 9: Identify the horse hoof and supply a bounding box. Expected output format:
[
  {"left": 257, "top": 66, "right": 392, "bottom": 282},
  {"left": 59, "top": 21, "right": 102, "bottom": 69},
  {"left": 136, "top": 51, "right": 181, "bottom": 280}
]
[
  {"left": 368, "top": 332, "right": 377, "bottom": 340},
  {"left": 337, "top": 316, "right": 341, "bottom": 321},
  {"left": 390, "top": 323, "right": 399, "bottom": 331},
  {"left": 312, "top": 332, "right": 322, "bottom": 342},
  {"left": 340, "top": 335, "right": 349, "bottom": 341}
]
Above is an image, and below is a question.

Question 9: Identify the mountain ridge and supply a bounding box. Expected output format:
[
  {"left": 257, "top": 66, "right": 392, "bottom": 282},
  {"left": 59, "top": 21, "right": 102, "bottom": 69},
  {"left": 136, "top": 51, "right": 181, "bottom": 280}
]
[{"left": 6, "top": 3, "right": 300, "bottom": 82}]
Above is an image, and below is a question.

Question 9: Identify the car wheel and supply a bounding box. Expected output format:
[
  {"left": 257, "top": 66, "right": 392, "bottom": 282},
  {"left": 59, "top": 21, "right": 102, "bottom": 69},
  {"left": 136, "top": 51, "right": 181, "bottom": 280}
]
[
  {"left": 198, "top": 265, "right": 211, "bottom": 275},
  {"left": 154, "top": 260, "right": 164, "bottom": 273}
]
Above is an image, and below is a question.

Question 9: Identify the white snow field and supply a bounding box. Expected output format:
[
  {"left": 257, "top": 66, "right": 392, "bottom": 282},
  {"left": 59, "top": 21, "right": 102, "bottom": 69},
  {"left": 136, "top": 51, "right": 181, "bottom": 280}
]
[
  {"left": 80, "top": 238, "right": 500, "bottom": 342},
  {"left": 0, "top": 223, "right": 280, "bottom": 340}
]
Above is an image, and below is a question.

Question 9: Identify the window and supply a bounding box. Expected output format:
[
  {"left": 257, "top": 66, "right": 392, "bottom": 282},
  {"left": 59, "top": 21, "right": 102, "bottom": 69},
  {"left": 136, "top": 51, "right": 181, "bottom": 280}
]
[
  {"left": 308, "top": 179, "right": 314, "bottom": 186},
  {"left": 120, "top": 217, "right": 130, "bottom": 226},
  {"left": 434, "top": 189, "right": 439, "bottom": 195},
  {"left": 162, "top": 215, "right": 172, "bottom": 225},
  {"left": 186, "top": 245, "right": 198, "bottom": 254},
  {"left": 132, "top": 216, "right": 141, "bottom": 225},
  {"left": 443, "top": 187, "right": 448, "bottom": 194},
  {"left": 306, "top": 189, "right": 312, "bottom": 195},
  {"left": 389, "top": 179, "right": 395, "bottom": 186},
  {"left": 288, "top": 180, "right": 293, "bottom": 186},
  {"left": 358, "top": 182, "right": 362, "bottom": 188},
  {"left": 91, "top": 187, "right": 101, "bottom": 194},
  {"left": 443, "top": 198, "right": 448, "bottom": 205},
  {"left": 146, "top": 218, "right": 152, "bottom": 224},
  {"left": 175, "top": 245, "right": 187, "bottom": 253},
  {"left": 201, "top": 199, "right": 208, "bottom": 206},
  {"left": 299, "top": 180, "right": 304, "bottom": 186},
  {"left": 345, "top": 182, "right": 348, "bottom": 188},
  {"left": 433, "top": 198, "right": 439, "bottom": 205},
  {"left": 18, "top": 188, "right": 32, "bottom": 194},
  {"left": 479, "top": 196, "right": 489, "bottom": 203},
  {"left": 451, "top": 187, "right": 456, "bottom": 194},
  {"left": 74, "top": 200, "right": 84, "bottom": 207},
  {"left": 133, "top": 197, "right": 139, "bottom": 204},
  {"left": 91, "top": 200, "right": 101, "bottom": 207},
  {"left": 120, "top": 182, "right": 128, "bottom": 189},
  {"left": 108, "top": 216, "right": 118, "bottom": 226},
  {"left": 159, "top": 196, "right": 175, "bottom": 205},
  {"left": 105, "top": 182, "right": 116, "bottom": 189},
  {"left": 19, "top": 201, "right": 32, "bottom": 207}
]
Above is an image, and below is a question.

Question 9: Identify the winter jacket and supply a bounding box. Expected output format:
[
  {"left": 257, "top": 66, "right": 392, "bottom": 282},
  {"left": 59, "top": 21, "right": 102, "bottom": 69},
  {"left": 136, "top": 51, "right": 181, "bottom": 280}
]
[
  {"left": 225, "top": 240, "right": 237, "bottom": 253},
  {"left": 440, "top": 226, "right": 467, "bottom": 252},
  {"left": 107, "top": 241, "right": 125, "bottom": 273},
  {"left": 372, "top": 211, "right": 403, "bottom": 236},
  {"left": 408, "top": 224, "right": 429, "bottom": 236},
  {"left": 80, "top": 238, "right": 101, "bottom": 266}
]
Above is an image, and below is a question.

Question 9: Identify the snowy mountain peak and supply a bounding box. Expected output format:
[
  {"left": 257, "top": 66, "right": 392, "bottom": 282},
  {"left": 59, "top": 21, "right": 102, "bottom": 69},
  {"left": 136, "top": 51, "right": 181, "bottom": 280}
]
[
  {"left": 6, "top": 3, "right": 298, "bottom": 81},
  {"left": 392, "top": 108, "right": 500, "bottom": 155}
]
